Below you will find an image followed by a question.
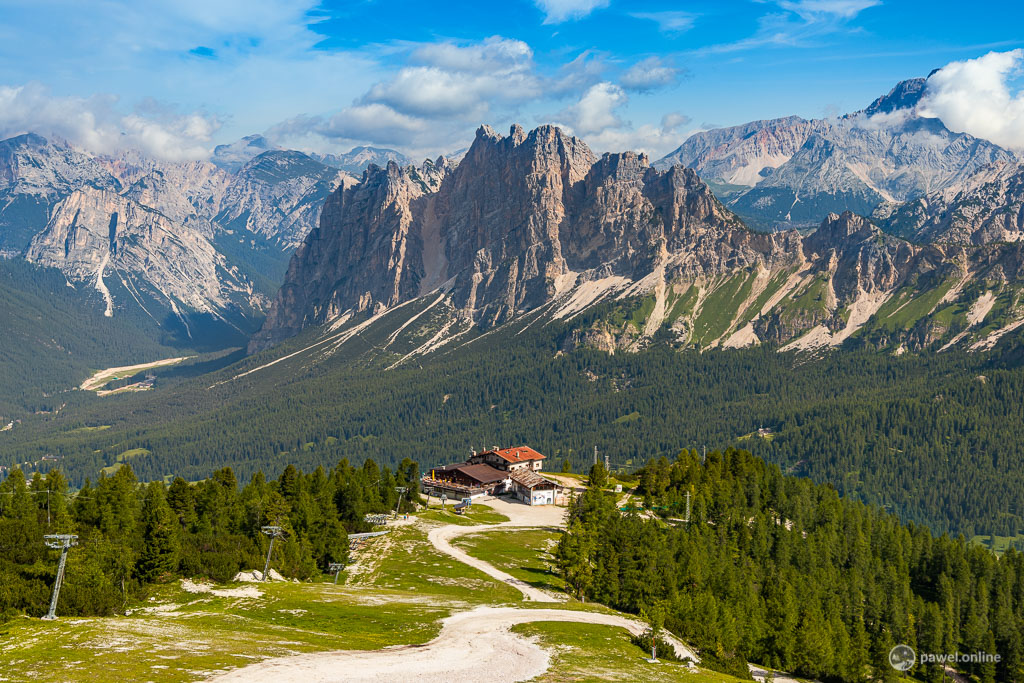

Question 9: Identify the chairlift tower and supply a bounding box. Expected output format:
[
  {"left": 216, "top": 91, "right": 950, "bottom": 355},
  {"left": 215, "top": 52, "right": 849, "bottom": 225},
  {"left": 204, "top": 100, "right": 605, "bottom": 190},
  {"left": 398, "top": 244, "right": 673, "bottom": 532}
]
[
  {"left": 393, "top": 486, "right": 408, "bottom": 519},
  {"left": 328, "top": 562, "right": 345, "bottom": 584},
  {"left": 260, "top": 526, "right": 285, "bottom": 582},
  {"left": 42, "top": 534, "right": 77, "bottom": 620}
]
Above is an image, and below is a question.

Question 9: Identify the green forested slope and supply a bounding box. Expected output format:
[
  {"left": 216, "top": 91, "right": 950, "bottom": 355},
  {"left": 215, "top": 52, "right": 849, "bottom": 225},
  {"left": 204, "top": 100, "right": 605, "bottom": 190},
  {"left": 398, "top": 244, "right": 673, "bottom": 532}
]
[
  {"left": 4, "top": 306, "right": 1024, "bottom": 539},
  {"left": 0, "top": 260, "right": 179, "bottom": 415},
  {"left": 559, "top": 448, "right": 1024, "bottom": 682}
]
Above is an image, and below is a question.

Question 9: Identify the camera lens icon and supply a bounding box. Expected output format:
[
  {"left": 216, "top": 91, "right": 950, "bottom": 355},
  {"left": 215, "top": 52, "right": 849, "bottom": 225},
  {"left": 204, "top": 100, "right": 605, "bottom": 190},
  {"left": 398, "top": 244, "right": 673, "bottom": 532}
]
[{"left": 889, "top": 644, "right": 916, "bottom": 671}]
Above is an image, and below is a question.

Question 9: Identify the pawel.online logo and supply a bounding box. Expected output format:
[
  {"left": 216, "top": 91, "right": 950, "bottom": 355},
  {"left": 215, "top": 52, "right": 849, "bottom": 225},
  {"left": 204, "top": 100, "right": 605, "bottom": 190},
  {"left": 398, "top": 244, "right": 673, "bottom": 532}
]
[{"left": 889, "top": 644, "right": 916, "bottom": 671}]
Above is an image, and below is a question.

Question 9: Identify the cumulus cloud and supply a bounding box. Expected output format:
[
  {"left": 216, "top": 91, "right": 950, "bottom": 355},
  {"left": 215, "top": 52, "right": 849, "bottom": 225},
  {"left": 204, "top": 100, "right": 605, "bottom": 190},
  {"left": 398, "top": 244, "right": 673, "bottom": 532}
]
[
  {"left": 0, "top": 83, "right": 218, "bottom": 160},
  {"left": 546, "top": 81, "right": 692, "bottom": 157},
  {"left": 552, "top": 82, "right": 627, "bottom": 136},
  {"left": 361, "top": 37, "right": 541, "bottom": 121},
  {"left": 583, "top": 111, "right": 695, "bottom": 157},
  {"left": 535, "top": 0, "right": 609, "bottom": 24},
  {"left": 919, "top": 49, "right": 1024, "bottom": 151},
  {"left": 630, "top": 11, "right": 697, "bottom": 35},
  {"left": 264, "top": 36, "right": 612, "bottom": 157},
  {"left": 620, "top": 57, "right": 681, "bottom": 92},
  {"left": 699, "top": 0, "right": 879, "bottom": 54}
]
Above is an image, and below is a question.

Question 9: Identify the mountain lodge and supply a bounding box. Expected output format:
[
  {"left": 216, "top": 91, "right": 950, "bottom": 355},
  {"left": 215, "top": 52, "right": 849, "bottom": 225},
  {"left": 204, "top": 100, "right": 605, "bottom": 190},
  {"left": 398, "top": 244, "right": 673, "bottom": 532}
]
[{"left": 421, "top": 445, "right": 559, "bottom": 505}]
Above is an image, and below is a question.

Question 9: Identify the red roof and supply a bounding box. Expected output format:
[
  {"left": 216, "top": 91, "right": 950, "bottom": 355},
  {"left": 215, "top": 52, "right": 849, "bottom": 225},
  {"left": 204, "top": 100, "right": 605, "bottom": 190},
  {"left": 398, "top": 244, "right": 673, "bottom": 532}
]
[{"left": 482, "top": 446, "right": 546, "bottom": 464}]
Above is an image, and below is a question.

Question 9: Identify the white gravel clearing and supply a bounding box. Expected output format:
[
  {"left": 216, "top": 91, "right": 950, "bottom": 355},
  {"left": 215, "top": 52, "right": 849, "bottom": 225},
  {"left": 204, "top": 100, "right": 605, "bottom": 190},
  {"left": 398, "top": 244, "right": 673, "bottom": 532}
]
[
  {"left": 206, "top": 605, "right": 696, "bottom": 683},
  {"left": 181, "top": 579, "right": 262, "bottom": 599}
]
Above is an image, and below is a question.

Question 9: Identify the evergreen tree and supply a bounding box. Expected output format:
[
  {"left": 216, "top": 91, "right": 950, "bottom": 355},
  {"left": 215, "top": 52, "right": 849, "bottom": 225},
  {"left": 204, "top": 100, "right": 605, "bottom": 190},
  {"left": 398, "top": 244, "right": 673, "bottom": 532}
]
[{"left": 137, "top": 482, "right": 180, "bottom": 582}]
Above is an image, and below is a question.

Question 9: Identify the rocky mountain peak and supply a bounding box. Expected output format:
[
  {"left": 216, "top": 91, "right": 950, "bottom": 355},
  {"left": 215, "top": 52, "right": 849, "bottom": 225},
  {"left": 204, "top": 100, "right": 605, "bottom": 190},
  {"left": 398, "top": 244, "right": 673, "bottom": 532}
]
[
  {"left": 251, "top": 123, "right": 799, "bottom": 351},
  {"left": 862, "top": 77, "right": 928, "bottom": 117}
]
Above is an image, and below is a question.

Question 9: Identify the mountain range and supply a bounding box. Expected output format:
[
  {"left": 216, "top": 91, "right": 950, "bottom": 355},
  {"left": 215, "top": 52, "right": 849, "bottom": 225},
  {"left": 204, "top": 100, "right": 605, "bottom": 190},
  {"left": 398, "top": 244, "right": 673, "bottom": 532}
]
[
  {"left": 4, "top": 74, "right": 1024, "bottom": 362},
  {"left": 656, "top": 76, "right": 1018, "bottom": 231},
  {"left": 252, "top": 122, "right": 1024, "bottom": 362},
  {"left": 0, "top": 133, "right": 414, "bottom": 343}
]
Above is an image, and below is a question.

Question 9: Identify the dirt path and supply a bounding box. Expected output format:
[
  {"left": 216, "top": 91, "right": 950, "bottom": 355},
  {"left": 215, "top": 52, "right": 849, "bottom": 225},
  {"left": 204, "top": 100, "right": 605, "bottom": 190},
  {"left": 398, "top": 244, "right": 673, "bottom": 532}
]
[
  {"left": 207, "top": 605, "right": 696, "bottom": 683},
  {"left": 204, "top": 497, "right": 701, "bottom": 682},
  {"left": 425, "top": 496, "right": 566, "bottom": 601}
]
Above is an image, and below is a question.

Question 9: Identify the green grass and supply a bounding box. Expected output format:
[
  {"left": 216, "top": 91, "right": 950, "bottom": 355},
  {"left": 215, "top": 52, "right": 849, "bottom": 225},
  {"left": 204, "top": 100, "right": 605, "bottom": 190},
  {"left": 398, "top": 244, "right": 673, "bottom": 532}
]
[
  {"left": 783, "top": 273, "right": 830, "bottom": 318},
  {"left": 970, "top": 533, "right": 1024, "bottom": 555},
  {"left": 691, "top": 270, "right": 757, "bottom": 346},
  {"left": 872, "top": 278, "right": 957, "bottom": 333},
  {"left": 666, "top": 284, "right": 699, "bottom": 322},
  {"left": 614, "top": 411, "right": 641, "bottom": 425},
  {"left": 0, "top": 579, "right": 445, "bottom": 682},
  {"left": 627, "top": 294, "right": 658, "bottom": 332},
  {"left": 740, "top": 267, "right": 794, "bottom": 327},
  {"left": 68, "top": 425, "right": 111, "bottom": 434},
  {"left": 417, "top": 502, "right": 510, "bottom": 526},
  {"left": 513, "top": 621, "right": 734, "bottom": 682},
  {"left": 454, "top": 528, "right": 566, "bottom": 594},
  {"left": 346, "top": 523, "right": 522, "bottom": 603}
]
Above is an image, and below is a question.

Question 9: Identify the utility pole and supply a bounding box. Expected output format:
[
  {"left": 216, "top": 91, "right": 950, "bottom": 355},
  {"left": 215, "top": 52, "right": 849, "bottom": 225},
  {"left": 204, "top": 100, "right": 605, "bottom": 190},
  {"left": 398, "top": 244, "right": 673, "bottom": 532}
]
[
  {"left": 260, "top": 526, "right": 284, "bottom": 582},
  {"left": 685, "top": 491, "right": 691, "bottom": 524},
  {"left": 42, "top": 534, "right": 77, "bottom": 620},
  {"left": 393, "top": 486, "right": 408, "bottom": 520},
  {"left": 328, "top": 562, "right": 344, "bottom": 584}
]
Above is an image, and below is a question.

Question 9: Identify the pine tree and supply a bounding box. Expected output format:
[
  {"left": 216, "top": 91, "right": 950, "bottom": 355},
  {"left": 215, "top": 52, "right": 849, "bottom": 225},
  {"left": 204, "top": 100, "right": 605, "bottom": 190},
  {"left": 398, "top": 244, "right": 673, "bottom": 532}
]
[{"left": 137, "top": 482, "right": 180, "bottom": 582}]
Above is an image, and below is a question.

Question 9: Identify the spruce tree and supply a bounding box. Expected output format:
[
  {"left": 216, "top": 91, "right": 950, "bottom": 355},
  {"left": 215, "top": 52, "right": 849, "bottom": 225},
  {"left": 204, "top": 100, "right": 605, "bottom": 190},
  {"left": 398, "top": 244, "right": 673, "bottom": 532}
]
[{"left": 137, "top": 482, "right": 180, "bottom": 582}]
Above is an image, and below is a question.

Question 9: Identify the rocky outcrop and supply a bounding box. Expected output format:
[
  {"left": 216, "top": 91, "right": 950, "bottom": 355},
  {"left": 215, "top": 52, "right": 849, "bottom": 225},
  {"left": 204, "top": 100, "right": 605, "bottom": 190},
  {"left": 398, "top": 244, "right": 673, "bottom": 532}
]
[
  {"left": 252, "top": 124, "right": 804, "bottom": 351},
  {"left": 0, "top": 134, "right": 121, "bottom": 252},
  {"left": 252, "top": 119, "right": 1024, "bottom": 358},
  {"left": 215, "top": 151, "right": 349, "bottom": 248},
  {"left": 25, "top": 188, "right": 263, "bottom": 318},
  {"left": 873, "top": 161, "right": 1024, "bottom": 245}
]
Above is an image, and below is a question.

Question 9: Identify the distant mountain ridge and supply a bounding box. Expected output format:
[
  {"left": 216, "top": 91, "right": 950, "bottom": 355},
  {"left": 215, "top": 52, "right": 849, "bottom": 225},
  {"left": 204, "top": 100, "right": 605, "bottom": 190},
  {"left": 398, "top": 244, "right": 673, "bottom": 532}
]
[
  {"left": 655, "top": 75, "right": 1017, "bottom": 230},
  {"left": 252, "top": 123, "right": 1024, "bottom": 360},
  {"left": 0, "top": 133, "right": 356, "bottom": 342}
]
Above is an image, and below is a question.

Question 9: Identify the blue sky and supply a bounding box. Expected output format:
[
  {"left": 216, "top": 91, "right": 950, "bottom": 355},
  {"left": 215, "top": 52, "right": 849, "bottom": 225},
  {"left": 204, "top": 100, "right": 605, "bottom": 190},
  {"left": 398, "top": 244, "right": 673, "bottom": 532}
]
[{"left": 0, "top": 0, "right": 1021, "bottom": 160}]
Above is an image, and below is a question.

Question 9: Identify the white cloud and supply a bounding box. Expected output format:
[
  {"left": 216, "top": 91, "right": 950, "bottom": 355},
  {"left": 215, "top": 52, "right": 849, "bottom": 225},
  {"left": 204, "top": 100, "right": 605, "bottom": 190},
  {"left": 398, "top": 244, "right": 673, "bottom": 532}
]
[
  {"left": 552, "top": 82, "right": 627, "bottom": 136},
  {"left": 321, "top": 104, "right": 429, "bottom": 145},
  {"left": 918, "top": 49, "right": 1024, "bottom": 151},
  {"left": 775, "top": 0, "right": 881, "bottom": 19},
  {"left": 0, "top": 1, "right": 380, "bottom": 143},
  {"left": 0, "top": 83, "right": 218, "bottom": 160},
  {"left": 620, "top": 57, "right": 681, "bottom": 92},
  {"left": 698, "top": 0, "right": 879, "bottom": 54},
  {"left": 583, "top": 111, "right": 695, "bottom": 158},
  {"left": 546, "top": 82, "right": 692, "bottom": 157},
  {"left": 630, "top": 11, "right": 697, "bottom": 35},
  {"left": 535, "top": 0, "right": 609, "bottom": 24}
]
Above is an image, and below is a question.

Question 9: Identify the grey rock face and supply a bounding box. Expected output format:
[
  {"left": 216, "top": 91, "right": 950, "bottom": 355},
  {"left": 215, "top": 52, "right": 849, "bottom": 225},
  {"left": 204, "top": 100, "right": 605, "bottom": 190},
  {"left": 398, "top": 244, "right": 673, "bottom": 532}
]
[
  {"left": 873, "top": 162, "right": 1024, "bottom": 245},
  {"left": 312, "top": 146, "right": 410, "bottom": 174},
  {"left": 252, "top": 124, "right": 803, "bottom": 351},
  {"left": 215, "top": 151, "right": 349, "bottom": 248},
  {"left": 25, "top": 187, "right": 263, "bottom": 317},
  {"left": 1, "top": 133, "right": 346, "bottom": 321},
  {"left": 656, "top": 77, "right": 1017, "bottom": 230}
]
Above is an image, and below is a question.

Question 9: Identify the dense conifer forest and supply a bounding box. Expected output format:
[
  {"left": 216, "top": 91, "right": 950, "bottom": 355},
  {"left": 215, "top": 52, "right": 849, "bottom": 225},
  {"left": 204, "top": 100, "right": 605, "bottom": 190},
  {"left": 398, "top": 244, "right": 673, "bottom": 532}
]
[
  {"left": 0, "top": 458, "right": 420, "bottom": 622},
  {"left": 558, "top": 448, "right": 1024, "bottom": 682},
  {"left": 5, "top": 314, "right": 1024, "bottom": 541}
]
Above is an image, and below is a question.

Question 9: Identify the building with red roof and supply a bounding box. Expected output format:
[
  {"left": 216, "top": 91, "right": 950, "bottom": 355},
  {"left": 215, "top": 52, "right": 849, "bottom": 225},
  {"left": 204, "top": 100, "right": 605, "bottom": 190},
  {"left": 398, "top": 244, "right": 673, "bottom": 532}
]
[{"left": 468, "top": 446, "right": 545, "bottom": 473}]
